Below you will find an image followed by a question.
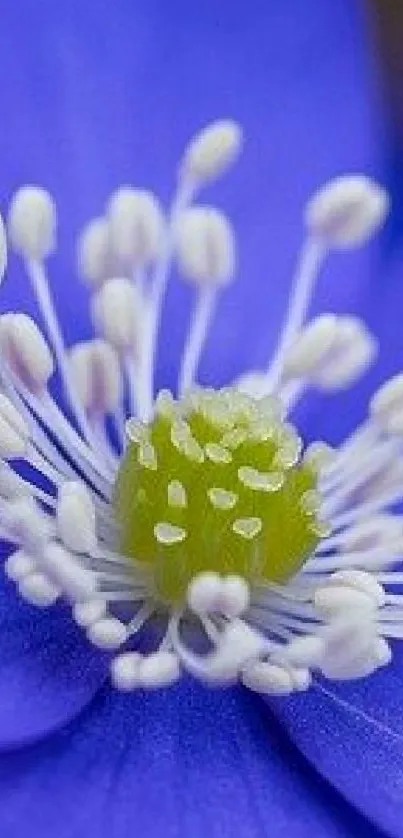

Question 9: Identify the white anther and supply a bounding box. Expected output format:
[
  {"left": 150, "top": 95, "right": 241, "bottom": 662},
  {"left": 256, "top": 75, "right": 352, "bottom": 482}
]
[
  {"left": 281, "top": 634, "right": 325, "bottom": 668},
  {"left": 283, "top": 314, "right": 338, "bottom": 379},
  {"left": 138, "top": 652, "right": 180, "bottom": 689},
  {"left": 370, "top": 373, "right": 403, "bottom": 435},
  {"left": 241, "top": 661, "right": 294, "bottom": 695},
  {"left": 320, "top": 615, "right": 379, "bottom": 680},
  {"left": 111, "top": 652, "right": 143, "bottom": 691},
  {"left": 321, "top": 645, "right": 379, "bottom": 681},
  {"left": 291, "top": 668, "right": 312, "bottom": 691},
  {"left": 181, "top": 120, "right": 243, "bottom": 184},
  {"left": 371, "top": 373, "right": 403, "bottom": 417},
  {"left": 305, "top": 175, "right": 389, "bottom": 248},
  {"left": 283, "top": 314, "right": 377, "bottom": 389},
  {"left": 40, "top": 542, "right": 97, "bottom": 601},
  {"left": 77, "top": 217, "right": 112, "bottom": 289},
  {"left": 187, "top": 571, "right": 222, "bottom": 614},
  {"left": 2, "top": 499, "right": 51, "bottom": 552},
  {"left": 91, "top": 277, "right": 143, "bottom": 353},
  {"left": 200, "top": 620, "right": 267, "bottom": 683},
  {"left": 314, "top": 585, "right": 376, "bottom": 619},
  {"left": 0, "top": 213, "right": 7, "bottom": 282},
  {"left": 175, "top": 206, "right": 235, "bottom": 286},
  {"left": 73, "top": 599, "right": 107, "bottom": 628},
  {"left": 312, "top": 317, "right": 377, "bottom": 390},
  {"left": 303, "top": 441, "right": 335, "bottom": 473},
  {"left": 374, "top": 638, "right": 392, "bottom": 667},
  {"left": 69, "top": 339, "right": 122, "bottom": 415},
  {"left": 108, "top": 187, "right": 165, "bottom": 268},
  {"left": 325, "top": 570, "right": 385, "bottom": 607},
  {"left": 0, "top": 394, "right": 29, "bottom": 458},
  {"left": 18, "top": 572, "right": 60, "bottom": 607},
  {"left": 0, "top": 313, "right": 54, "bottom": 392},
  {"left": 57, "top": 481, "right": 97, "bottom": 554},
  {"left": 5, "top": 549, "right": 36, "bottom": 582},
  {"left": 218, "top": 575, "right": 250, "bottom": 618},
  {"left": 88, "top": 617, "right": 128, "bottom": 650},
  {"left": 154, "top": 522, "right": 187, "bottom": 546},
  {"left": 8, "top": 186, "right": 56, "bottom": 259}
]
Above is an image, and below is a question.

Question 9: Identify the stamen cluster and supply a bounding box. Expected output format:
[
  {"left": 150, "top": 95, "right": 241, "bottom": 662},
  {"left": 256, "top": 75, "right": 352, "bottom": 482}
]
[{"left": 0, "top": 119, "right": 400, "bottom": 697}]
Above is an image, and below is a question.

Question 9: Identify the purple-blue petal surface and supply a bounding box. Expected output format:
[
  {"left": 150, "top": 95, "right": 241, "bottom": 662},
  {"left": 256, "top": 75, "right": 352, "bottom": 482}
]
[
  {"left": 0, "top": 680, "right": 383, "bottom": 838},
  {"left": 270, "top": 644, "right": 403, "bottom": 838},
  {"left": 0, "top": 547, "right": 108, "bottom": 748},
  {"left": 0, "top": 1, "right": 399, "bottom": 836}
]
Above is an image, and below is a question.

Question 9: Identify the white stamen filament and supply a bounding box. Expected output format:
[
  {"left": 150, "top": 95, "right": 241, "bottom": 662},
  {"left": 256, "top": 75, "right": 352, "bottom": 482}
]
[
  {"left": 179, "top": 286, "right": 216, "bottom": 395},
  {"left": 264, "top": 237, "right": 325, "bottom": 391},
  {"left": 138, "top": 180, "right": 194, "bottom": 420},
  {"left": 26, "top": 259, "right": 100, "bottom": 447}
]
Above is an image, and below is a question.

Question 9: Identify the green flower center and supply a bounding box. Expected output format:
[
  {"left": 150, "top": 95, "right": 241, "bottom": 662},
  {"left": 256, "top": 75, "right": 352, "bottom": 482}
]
[{"left": 114, "top": 387, "right": 326, "bottom": 605}]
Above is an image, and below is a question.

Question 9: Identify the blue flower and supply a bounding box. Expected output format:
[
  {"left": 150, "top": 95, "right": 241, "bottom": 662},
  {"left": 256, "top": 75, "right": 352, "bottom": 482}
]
[{"left": 0, "top": 3, "right": 402, "bottom": 838}]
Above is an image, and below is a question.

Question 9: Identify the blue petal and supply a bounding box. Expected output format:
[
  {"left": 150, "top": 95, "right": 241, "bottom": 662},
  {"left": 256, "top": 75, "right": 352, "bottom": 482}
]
[
  {"left": 0, "top": 680, "right": 382, "bottom": 838},
  {"left": 269, "top": 643, "right": 403, "bottom": 838},
  {"left": 0, "top": 548, "right": 108, "bottom": 748}
]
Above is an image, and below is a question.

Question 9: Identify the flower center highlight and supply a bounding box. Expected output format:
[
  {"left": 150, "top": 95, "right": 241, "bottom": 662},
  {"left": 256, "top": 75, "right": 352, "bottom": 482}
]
[{"left": 114, "top": 386, "right": 326, "bottom": 605}]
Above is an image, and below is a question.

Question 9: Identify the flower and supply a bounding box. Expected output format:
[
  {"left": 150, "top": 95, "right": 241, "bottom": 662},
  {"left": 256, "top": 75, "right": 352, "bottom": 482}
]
[
  {"left": 0, "top": 120, "right": 396, "bottom": 698},
  {"left": 0, "top": 4, "right": 400, "bottom": 838},
  {"left": 0, "top": 112, "right": 401, "bottom": 830}
]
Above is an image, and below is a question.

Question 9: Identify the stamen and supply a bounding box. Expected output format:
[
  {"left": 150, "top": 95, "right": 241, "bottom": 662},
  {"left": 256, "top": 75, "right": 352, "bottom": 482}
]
[
  {"left": 56, "top": 481, "right": 97, "bottom": 555},
  {"left": 175, "top": 206, "right": 235, "bottom": 395},
  {"left": 264, "top": 176, "right": 388, "bottom": 392},
  {"left": 107, "top": 187, "right": 165, "bottom": 272},
  {"left": 18, "top": 571, "right": 60, "bottom": 607},
  {"left": 87, "top": 616, "right": 128, "bottom": 650},
  {"left": 180, "top": 120, "right": 243, "bottom": 185},
  {"left": 91, "top": 277, "right": 143, "bottom": 415},
  {"left": 77, "top": 216, "right": 113, "bottom": 289}
]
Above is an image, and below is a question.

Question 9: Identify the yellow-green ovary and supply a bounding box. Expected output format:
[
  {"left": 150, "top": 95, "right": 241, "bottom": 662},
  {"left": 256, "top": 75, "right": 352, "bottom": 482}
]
[{"left": 114, "top": 388, "right": 325, "bottom": 606}]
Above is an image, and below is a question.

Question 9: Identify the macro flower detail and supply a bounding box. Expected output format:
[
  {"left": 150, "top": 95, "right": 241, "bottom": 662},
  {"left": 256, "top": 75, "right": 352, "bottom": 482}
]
[{"left": 0, "top": 118, "right": 400, "bottom": 699}]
